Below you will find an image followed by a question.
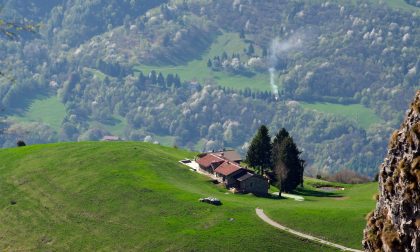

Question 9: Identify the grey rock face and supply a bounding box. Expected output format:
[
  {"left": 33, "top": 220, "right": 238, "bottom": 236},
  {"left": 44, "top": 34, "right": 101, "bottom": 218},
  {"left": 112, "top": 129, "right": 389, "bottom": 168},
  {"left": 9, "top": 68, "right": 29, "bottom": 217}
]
[{"left": 363, "top": 91, "right": 420, "bottom": 252}]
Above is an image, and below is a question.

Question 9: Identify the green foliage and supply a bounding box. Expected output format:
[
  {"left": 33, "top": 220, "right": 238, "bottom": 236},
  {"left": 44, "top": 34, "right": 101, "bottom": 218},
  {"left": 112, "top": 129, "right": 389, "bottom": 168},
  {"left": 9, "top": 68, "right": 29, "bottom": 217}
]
[
  {"left": 247, "top": 43, "right": 255, "bottom": 56},
  {"left": 0, "top": 18, "right": 37, "bottom": 40},
  {"left": 246, "top": 125, "right": 272, "bottom": 175},
  {"left": 16, "top": 140, "right": 26, "bottom": 147},
  {"left": 272, "top": 128, "right": 305, "bottom": 192}
]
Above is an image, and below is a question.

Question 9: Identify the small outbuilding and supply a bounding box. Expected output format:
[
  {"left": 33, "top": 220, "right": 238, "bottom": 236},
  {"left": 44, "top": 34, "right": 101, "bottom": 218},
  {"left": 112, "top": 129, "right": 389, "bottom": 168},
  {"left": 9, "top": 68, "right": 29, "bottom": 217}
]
[
  {"left": 214, "top": 162, "right": 246, "bottom": 188},
  {"left": 237, "top": 173, "right": 269, "bottom": 195}
]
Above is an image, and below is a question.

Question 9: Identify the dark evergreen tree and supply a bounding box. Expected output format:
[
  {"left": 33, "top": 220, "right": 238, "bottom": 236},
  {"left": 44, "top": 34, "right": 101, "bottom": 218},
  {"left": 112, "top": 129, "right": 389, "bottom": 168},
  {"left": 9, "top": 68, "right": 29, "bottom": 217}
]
[
  {"left": 174, "top": 74, "right": 181, "bottom": 88},
  {"left": 239, "top": 29, "right": 245, "bottom": 39},
  {"left": 162, "top": 33, "right": 170, "bottom": 47},
  {"left": 104, "top": 76, "right": 110, "bottom": 85},
  {"left": 207, "top": 59, "right": 212, "bottom": 68},
  {"left": 137, "top": 72, "right": 146, "bottom": 87},
  {"left": 247, "top": 43, "right": 255, "bottom": 56},
  {"left": 222, "top": 51, "right": 228, "bottom": 61},
  {"left": 149, "top": 70, "right": 157, "bottom": 84},
  {"left": 246, "top": 125, "right": 272, "bottom": 175},
  {"left": 166, "top": 73, "right": 174, "bottom": 87},
  {"left": 273, "top": 128, "right": 289, "bottom": 147},
  {"left": 157, "top": 72, "right": 165, "bottom": 87},
  {"left": 271, "top": 128, "right": 304, "bottom": 192},
  {"left": 262, "top": 47, "right": 268, "bottom": 57}
]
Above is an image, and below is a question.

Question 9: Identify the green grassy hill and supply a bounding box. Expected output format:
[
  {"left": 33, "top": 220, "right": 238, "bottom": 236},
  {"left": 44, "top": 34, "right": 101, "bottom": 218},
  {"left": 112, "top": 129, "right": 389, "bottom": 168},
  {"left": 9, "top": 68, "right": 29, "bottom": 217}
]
[{"left": 0, "top": 142, "right": 377, "bottom": 251}]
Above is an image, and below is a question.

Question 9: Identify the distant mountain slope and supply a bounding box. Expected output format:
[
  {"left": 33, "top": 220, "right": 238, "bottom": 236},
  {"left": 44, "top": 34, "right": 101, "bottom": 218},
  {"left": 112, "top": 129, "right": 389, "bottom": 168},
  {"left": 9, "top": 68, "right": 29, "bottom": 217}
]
[
  {"left": 0, "top": 142, "right": 376, "bottom": 250},
  {"left": 0, "top": 0, "right": 418, "bottom": 176}
]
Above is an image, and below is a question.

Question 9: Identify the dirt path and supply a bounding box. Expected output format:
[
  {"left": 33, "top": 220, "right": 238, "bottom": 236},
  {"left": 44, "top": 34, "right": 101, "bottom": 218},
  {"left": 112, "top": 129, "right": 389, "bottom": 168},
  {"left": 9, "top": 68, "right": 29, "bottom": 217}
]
[{"left": 256, "top": 208, "right": 363, "bottom": 252}]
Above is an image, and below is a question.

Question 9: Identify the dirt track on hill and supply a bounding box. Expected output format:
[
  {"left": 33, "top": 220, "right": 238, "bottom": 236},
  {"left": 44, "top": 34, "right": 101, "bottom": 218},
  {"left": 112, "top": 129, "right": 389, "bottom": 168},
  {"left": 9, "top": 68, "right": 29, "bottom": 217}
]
[{"left": 256, "top": 208, "right": 362, "bottom": 252}]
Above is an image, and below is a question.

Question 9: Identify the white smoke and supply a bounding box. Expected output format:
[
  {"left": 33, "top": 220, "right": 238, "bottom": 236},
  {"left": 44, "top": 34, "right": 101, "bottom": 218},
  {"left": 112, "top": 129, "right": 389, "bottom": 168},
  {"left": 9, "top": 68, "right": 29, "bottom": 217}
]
[
  {"left": 268, "top": 33, "right": 305, "bottom": 100},
  {"left": 269, "top": 67, "right": 278, "bottom": 99}
]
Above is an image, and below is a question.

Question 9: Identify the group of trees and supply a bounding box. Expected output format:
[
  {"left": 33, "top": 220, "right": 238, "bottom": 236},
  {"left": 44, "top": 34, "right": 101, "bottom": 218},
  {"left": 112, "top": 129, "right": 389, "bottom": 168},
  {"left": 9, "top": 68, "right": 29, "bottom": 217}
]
[
  {"left": 207, "top": 52, "right": 254, "bottom": 77},
  {"left": 206, "top": 44, "right": 266, "bottom": 76},
  {"left": 137, "top": 71, "right": 182, "bottom": 89},
  {"left": 246, "top": 126, "right": 305, "bottom": 195},
  {"left": 96, "top": 60, "right": 132, "bottom": 78}
]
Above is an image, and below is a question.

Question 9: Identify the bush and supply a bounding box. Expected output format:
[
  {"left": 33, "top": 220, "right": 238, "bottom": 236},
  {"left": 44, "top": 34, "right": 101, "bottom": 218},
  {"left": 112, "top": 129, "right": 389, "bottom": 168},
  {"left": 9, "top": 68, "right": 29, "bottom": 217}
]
[{"left": 16, "top": 140, "right": 26, "bottom": 147}]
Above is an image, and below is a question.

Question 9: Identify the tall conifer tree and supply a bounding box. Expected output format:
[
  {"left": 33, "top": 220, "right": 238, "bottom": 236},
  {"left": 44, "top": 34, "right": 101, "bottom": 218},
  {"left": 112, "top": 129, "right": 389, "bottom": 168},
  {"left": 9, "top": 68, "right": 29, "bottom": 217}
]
[
  {"left": 246, "top": 125, "right": 272, "bottom": 175},
  {"left": 272, "top": 128, "right": 305, "bottom": 192}
]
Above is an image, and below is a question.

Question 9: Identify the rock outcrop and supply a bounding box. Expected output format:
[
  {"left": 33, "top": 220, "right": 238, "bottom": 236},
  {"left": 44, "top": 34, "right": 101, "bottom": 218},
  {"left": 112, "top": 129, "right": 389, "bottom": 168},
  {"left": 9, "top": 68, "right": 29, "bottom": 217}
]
[{"left": 363, "top": 91, "right": 420, "bottom": 251}]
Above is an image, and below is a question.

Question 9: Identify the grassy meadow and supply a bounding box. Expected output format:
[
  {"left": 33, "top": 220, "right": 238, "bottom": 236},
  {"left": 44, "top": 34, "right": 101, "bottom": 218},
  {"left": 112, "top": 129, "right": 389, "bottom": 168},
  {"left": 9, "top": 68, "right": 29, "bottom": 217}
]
[
  {"left": 9, "top": 96, "right": 66, "bottom": 131},
  {"left": 300, "top": 102, "right": 383, "bottom": 130},
  {"left": 0, "top": 142, "right": 377, "bottom": 251},
  {"left": 381, "top": 0, "right": 420, "bottom": 11},
  {"left": 134, "top": 32, "right": 271, "bottom": 92}
]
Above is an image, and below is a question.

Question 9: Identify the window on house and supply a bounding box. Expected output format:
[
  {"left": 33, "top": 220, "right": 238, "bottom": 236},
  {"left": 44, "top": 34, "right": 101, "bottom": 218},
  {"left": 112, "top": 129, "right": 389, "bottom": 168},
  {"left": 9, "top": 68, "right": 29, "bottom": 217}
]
[{"left": 250, "top": 183, "right": 253, "bottom": 187}]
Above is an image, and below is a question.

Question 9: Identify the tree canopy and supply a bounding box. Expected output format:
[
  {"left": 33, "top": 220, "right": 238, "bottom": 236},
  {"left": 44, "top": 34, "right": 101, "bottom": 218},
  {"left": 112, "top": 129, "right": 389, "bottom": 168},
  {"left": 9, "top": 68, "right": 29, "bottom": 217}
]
[
  {"left": 246, "top": 125, "right": 272, "bottom": 175},
  {"left": 272, "top": 128, "right": 305, "bottom": 192}
]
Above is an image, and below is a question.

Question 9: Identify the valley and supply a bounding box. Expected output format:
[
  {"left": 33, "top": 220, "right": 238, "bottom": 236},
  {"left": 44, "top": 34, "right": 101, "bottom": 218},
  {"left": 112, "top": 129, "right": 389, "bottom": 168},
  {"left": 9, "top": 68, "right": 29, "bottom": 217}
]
[{"left": 1, "top": 0, "right": 418, "bottom": 177}]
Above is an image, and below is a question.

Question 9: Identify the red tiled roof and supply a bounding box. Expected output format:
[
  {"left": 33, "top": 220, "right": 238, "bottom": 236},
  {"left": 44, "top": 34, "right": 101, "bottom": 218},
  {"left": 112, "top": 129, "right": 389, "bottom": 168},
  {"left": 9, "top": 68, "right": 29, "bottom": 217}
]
[
  {"left": 196, "top": 154, "right": 224, "bottom": 168},
  {"left": 214, "top": 162, "right": 243, "bottom": 176},
  {"left": 214, "top": 150, "right": 242, "bottom": 162}
]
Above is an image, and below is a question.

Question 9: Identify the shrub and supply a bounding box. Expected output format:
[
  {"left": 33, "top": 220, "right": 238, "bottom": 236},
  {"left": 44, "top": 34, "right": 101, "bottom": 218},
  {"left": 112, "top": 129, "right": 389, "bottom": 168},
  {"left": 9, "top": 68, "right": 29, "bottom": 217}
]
[{"left": 16, "top": 140, "right": 26, "bottom": 147}]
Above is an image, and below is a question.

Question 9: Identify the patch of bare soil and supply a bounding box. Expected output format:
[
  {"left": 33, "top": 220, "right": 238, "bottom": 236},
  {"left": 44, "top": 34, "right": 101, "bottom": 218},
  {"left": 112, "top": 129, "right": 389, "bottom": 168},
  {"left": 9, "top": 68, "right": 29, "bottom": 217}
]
[
  {"left": 331, "top": 196, "right": 349, "bottom": 201},
  {"left": 317, "top": 186, "right": 345, "bottom": 192}
]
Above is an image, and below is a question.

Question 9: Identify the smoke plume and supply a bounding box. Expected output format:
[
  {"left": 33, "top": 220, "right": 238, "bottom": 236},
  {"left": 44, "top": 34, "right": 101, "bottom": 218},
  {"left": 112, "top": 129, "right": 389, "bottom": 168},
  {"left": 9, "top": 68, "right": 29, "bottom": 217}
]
[{"left": 268, "top": 33, "right": 305, "bottom": 99}]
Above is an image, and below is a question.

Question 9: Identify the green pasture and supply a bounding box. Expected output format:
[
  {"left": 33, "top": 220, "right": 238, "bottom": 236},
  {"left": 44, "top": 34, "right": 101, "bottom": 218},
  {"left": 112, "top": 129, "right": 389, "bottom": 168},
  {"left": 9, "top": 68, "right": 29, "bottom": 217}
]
[
  {"left": 134, "top": 32, "right": 271, "bottom": 92},
  {"left": 9, "top": 96, "right": 66, "bottom": 131},
  {"left": 0, "top": 142, "right": 377, "bottom": 251},
  {"left": 300, "top": 102, "right": 383, "bottom": 130}
]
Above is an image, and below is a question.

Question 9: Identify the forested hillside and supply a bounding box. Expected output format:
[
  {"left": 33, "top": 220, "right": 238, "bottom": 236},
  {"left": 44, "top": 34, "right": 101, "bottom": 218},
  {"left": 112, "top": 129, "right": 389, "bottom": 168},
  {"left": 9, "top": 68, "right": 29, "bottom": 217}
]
[{"left": 0, "top": 0, "right": 418, "bottom": 176}]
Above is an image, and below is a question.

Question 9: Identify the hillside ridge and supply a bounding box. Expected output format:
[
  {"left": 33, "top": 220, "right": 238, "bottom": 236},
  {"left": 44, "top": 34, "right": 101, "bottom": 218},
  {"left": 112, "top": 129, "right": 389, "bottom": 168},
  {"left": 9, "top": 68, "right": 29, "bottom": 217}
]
[{"left": 0, "top": 141, "right": 376, "bottom": 251}]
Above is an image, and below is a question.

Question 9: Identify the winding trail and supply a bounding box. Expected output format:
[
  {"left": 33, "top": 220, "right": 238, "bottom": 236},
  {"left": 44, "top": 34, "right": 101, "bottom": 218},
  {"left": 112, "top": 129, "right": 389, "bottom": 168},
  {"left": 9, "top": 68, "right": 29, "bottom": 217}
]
[{"left": 256, "top": 208, "right": 363, "bottom": 252}]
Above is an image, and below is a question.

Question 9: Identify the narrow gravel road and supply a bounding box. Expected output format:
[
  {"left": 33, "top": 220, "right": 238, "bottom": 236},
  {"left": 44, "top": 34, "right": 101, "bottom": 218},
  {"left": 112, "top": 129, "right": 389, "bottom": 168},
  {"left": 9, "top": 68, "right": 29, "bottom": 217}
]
[{"left": 256, "top": 208, "right": 363, "bottom": 252}]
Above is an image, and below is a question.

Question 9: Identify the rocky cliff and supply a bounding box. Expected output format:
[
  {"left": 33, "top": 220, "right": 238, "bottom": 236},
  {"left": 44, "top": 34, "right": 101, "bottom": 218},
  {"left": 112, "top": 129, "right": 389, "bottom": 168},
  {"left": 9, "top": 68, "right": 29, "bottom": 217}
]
[{"left": 363, "top": 91, "right": 420, "bottom": 251}]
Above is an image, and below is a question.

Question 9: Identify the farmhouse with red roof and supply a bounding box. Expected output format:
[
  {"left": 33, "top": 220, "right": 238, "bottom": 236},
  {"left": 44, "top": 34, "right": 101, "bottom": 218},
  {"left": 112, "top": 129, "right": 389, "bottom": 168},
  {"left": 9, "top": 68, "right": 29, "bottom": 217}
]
[{"left": 195, "top": 150, "right": 269, "bottom": 195}]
